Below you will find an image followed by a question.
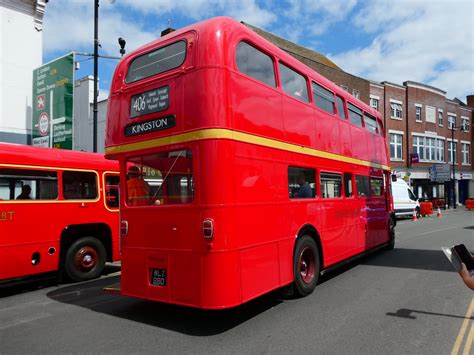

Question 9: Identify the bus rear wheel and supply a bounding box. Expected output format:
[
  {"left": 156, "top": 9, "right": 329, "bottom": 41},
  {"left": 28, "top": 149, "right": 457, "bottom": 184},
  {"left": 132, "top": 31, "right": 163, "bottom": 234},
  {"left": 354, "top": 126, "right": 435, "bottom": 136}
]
[
  {"left": 293, "top": 235, "right": 320, "bottom": 297},
  {"left": 64, "top": 237, "right": 106, "bottom": 282}
]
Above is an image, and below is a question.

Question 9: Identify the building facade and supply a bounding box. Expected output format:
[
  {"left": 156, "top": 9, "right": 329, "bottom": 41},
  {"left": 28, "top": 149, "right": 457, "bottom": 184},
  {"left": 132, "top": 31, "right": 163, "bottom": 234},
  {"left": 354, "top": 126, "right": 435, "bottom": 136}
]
[
  {"left": 0, "top": 0, "right": 46, "bottom": 144},
  {"left": 371, "top": 81, "right": 473, "bottom": 207}
]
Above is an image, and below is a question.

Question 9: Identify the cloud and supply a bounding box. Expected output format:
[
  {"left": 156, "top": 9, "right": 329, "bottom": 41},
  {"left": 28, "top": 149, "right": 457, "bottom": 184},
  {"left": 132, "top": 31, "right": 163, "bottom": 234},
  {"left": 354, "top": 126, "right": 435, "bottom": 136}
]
[{"left": 330, "top": 0, "right": 474, "bottom": 99}]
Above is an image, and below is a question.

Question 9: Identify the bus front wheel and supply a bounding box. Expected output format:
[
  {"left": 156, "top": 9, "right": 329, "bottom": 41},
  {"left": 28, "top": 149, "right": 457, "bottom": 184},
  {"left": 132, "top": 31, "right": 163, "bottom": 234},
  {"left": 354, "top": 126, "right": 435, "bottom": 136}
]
[
  {"left": 293, "top": 235, "right": 320, "bottom": 297},
  {"left": 64, "top": 237, "right": 106, "bottom": 282}
]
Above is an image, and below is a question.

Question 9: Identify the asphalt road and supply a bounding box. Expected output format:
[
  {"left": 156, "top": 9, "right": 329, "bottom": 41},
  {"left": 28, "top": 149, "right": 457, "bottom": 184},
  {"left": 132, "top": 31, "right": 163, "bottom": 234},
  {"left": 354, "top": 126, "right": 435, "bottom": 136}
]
[{"left": 1, "top": 210, "right": 473, "bottom": 354}]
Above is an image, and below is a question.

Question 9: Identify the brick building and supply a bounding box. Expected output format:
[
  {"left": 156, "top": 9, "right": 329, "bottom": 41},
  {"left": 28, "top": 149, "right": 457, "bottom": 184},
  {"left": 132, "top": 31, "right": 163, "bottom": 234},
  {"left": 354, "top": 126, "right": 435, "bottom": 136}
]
[{"left": 371, "top": 81, "right": 473, "bottom": 207}]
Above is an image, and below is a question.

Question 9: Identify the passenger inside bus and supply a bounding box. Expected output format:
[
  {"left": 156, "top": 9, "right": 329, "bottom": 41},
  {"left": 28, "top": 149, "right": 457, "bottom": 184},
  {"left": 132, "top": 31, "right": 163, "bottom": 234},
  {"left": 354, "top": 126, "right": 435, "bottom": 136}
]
[
  {"left": 16, "top": 185, "right": 32, "bottom": 200},
  {"left": 294, "top": 176, "right": 312, "bottom": 198},
  {"left": 127, "top": 166, "right": 152, "bottom": 206}
]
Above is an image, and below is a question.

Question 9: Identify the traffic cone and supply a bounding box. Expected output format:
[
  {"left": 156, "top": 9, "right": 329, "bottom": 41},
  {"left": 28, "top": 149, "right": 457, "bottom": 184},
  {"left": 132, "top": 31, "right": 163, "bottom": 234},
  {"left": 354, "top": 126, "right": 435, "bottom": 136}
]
[
  {"left": 437, "top": 207, "right": 442, "bottom": 218},
  {"left": 412, "top": 209, "right": 417, "bottom": 221}
]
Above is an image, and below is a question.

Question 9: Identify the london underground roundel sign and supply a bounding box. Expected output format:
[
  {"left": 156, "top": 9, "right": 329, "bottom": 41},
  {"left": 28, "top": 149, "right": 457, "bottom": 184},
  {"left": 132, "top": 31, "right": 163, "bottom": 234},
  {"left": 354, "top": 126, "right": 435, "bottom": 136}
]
[{"left": 38, "top": 112, "right": 49, "bottom": 136}]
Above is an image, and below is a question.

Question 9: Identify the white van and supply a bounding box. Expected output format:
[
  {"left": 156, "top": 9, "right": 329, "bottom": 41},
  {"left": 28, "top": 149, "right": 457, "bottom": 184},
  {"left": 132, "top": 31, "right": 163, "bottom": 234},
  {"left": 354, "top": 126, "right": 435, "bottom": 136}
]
[{"left": 391, "top": 178, "right": 420, "bottom": 218}]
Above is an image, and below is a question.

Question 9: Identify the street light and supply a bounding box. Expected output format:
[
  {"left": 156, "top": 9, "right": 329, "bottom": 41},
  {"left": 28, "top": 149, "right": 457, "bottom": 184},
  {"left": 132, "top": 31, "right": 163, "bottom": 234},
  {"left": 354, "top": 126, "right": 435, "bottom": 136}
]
[
  {"left": 451, "top": 120, "right": 457, "bottom": 209},
  {"left": 93, "top": 0, "right": 99, "bottom": 153},
  {"left": 118, "top": 37, "right": 126, "bottom": 57}
]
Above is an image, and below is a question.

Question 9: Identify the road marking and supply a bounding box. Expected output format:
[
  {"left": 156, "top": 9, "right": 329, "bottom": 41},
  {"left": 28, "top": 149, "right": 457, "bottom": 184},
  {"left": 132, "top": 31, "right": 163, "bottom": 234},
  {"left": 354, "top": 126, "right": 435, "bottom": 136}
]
[
  {"left": 452, "top": 298, "right": 474, "bottom": 355},
  {"left": 463, "top": 322, "right": 474, "bottom": 355}
]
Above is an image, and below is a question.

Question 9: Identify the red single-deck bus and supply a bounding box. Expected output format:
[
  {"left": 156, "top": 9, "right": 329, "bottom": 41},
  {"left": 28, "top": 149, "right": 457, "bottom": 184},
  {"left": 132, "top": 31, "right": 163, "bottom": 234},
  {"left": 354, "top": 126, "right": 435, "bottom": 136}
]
[
  {"left": 0, "top": 143, "right": 120, "bottom": 283},
  {"left": 105, "top": 17, "right": 395, "bottom": 309}
]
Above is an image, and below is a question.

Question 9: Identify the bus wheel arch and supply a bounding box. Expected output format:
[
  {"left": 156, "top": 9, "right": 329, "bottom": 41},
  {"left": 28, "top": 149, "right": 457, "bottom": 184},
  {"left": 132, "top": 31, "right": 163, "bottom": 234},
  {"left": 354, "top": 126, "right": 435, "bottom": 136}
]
[
  {"left": 59, "top": 223, "right": 113, "bottom": 281},
  {"left": 292, "top": 225, "right": 322, "bottom": 297}
]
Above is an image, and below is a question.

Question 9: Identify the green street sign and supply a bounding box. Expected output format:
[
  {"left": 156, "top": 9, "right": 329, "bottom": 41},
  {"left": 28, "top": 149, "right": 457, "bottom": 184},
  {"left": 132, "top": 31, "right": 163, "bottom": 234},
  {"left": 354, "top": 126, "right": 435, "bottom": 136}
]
[{"left": 32, "top": 53, "right": 74, "bottom": 149}]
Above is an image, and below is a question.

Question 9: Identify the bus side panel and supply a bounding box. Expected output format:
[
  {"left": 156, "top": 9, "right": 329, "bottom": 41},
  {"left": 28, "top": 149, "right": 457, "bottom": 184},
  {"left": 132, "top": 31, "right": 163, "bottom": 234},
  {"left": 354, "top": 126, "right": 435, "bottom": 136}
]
[
  {"left": 229, "top": 72, "right": 284, "bottom": 141},
  {"left": 315, "top": 110, "right": 341, "bottom": 155},
  {"left": 350, "top": 126, "right": 369, "bottom": 161}
]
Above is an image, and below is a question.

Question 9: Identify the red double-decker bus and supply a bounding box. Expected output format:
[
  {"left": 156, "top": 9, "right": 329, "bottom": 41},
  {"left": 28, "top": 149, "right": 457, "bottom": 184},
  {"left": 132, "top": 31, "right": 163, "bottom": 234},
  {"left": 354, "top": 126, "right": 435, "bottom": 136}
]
[
  {"left": 105, "top": 17, "right": 395, "bottom": 309},
  {"left": 0, "top": 143, "right": 120, "bottom": 283}
]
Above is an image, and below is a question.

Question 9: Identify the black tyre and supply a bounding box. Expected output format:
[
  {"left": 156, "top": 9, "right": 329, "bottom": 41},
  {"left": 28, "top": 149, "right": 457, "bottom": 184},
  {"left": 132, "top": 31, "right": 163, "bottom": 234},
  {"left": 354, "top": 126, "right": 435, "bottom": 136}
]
[
  {"left": 64, "top": 237, "right": 106, "bottom": 282},
  {"left": 293, "top": 235, "right": 320, "bottom": 297},
  {"left": 386, "top": 217, "right": 396, "bottom": 250},
  {"left": 416, "top": 207, "right": 421, "bottom": 219}
]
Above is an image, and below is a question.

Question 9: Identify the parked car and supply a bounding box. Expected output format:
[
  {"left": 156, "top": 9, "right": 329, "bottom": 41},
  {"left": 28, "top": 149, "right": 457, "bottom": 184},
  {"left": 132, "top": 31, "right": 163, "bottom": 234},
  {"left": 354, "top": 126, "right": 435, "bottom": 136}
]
[{"left": 391, "top": 178, "right": 420, "bottom": 218}]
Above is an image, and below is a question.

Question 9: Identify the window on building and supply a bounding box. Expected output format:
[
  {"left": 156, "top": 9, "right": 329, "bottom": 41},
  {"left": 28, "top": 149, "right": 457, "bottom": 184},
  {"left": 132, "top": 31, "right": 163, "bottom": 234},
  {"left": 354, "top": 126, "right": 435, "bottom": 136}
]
[
  {"left": 320, "top": 172, "right": 342, "bottom": 198},
  {"left": 236, "top": 41, "right": 276, "bottom": 87},
  {"left": 352, "top": 89, "right": 360, "bottom": 99},
  {"left": 462, "top": 117, "right": 470, "bottom": 132},
  {"left": 63, "top": 171, "right": 98, "bottom": 200},
  {"left": 340, "top": 85, "right": 348, "bottom": 92},
  {"left": 288, "top": 167, "right": 316, "bottom": 199},
  {"left": 438, "top": 110, "right": 443, "bottom": 126},
  {"left": 355, "top": 175, "right": 370, "bottom": 197},
  {"left": 370, "top": 98, "right": 379, "bottom": 111},
  {"left": 336, "top": 96, "right": 347, "bottom": 120},
  {"left": 348, "top": 103, "right": 363, "bottom": 127},
  {"left": 312, "top": 82, "right": 335, "bottom": 114},
  {"left": 0, "top": 168, "right": 58, "bottom": 201},
  {"left": 462, "top": 143, "right": 471, "bottom": 164},
  {"left": 279, "top": 63, "right": 309, "bottom": 102},
  {"left": 390, "top": 133, "right": 403, "bottom": 160},
  {"left": 413, "top": 136, "right": 425, "bottom": 161},
  {"left": 390, "top": 102, "right": 402, "bottom": 119},
  {"left": 425, "top": 137, "right": 436, "bottom": 161},
  {"left": 415, "top": 106, "right": 422, "bottom": 122},
  {"left": 448, "top": 141, "right": 457, "bottom": 163},
  {"left": 436, "top": 139, "right": 445, "bottom": 162},
  {"left": 448, "top": 115, "right": 456, "bottom": 129}
]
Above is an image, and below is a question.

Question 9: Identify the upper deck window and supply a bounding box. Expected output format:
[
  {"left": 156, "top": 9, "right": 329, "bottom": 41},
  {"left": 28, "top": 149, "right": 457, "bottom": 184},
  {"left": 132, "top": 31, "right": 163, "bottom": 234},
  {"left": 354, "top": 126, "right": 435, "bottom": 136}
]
[
  {"left": 126, "top": 41, "right": 186, "bottom": 83},
  {"left": 279, "top": 63, "right": 309, "bottom": 102},
  {"left": 348, "top": 103, "right": 363, "bottom": 128},
  {"left": 236, "top": 42, "right": 276, "bottom": 87},
  {"left": 364, "top": 113, "right": 377, "bottom": 134},
  {"left": 336, "top": 96, "right": 347, "bottom": 120},
  {"left": 312, "top": 82, "right": 335, "bottom": 114}
]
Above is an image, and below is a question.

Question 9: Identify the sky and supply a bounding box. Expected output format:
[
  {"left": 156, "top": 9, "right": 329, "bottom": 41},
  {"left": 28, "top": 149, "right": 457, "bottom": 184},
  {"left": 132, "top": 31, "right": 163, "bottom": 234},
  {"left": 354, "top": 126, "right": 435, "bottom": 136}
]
[{"left": 43, "top": 0, "right": 474, "bottom": 101}]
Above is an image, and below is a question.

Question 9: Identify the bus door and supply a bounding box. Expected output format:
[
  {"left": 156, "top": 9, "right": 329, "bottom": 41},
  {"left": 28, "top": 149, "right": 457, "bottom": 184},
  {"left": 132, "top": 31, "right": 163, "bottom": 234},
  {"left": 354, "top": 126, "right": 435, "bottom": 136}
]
[
  {"left": 121, "top": 149, "right": 197, "bottom": 300},
  {"left": 0, "top": 167, "right": 60, "bottom": 280}
]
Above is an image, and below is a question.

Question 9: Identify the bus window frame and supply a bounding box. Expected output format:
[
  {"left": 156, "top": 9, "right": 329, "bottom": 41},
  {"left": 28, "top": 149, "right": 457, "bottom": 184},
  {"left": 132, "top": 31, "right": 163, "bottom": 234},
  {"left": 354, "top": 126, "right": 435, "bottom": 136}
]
[
  {"left": 277, "top": 60, "right": 311, "bottom": 104},
  {"left": 103, "top": 171, "right": 120, "bottom": 212},
  {"left": 234, "top": 40, "right": 278, "bottom": 90},
  {"left": 125, "top": 39, "right": 188, "bottom": 84}
]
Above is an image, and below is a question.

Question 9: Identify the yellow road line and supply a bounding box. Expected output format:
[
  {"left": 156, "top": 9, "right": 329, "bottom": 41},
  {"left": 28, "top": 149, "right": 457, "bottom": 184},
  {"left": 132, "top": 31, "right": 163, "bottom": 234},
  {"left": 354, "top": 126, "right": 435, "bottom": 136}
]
[
  {"left": 462, "top": 322, "right": 474, "bottom": 355},
  {"left": 452, "top": 298, "right": 474, "bottom": 355}
]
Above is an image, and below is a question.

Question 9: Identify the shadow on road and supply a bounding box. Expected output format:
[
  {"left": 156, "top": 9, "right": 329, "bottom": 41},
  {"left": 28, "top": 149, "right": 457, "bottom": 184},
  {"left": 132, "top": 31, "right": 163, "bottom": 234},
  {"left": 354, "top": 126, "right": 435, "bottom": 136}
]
[
  {"left": 387, "top": 308, "right": 473, "bottom": 320},
  {"left": 46, "top": 275, "right": 284, "bottom": 336},
  {"left": 361, "top": 248, "right": 455, "bottom": 272},
  {"left": 0, "top": 263, "right": 121, "bottom": 299}
]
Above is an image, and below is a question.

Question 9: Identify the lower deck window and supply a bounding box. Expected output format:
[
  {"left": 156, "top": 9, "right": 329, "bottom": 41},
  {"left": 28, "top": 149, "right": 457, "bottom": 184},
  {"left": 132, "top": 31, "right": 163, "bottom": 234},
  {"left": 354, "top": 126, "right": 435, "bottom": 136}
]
[
  {"left": 288, "top": 167, "right": 316, "bottom": 199},
  {"left": 356, "top": 175, "right": 370, "bottom": 197},
  {"left": 320, "top": 172, "right": 342, "bottom": 198},
  {"left": 0, "top": 168, "right": 58, "bottom": 200},
  {"left": 126, "top": 149, "right": 193, "bottom": 206}
]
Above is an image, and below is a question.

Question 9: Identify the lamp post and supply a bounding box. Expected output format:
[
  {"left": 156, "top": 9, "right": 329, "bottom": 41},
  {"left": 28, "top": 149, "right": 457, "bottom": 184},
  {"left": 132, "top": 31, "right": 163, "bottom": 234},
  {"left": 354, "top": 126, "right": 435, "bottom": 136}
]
[
  {"left": 451, "top": 121, "right": 456, "bottom": 209},
  {"left": 93, "top": 0, "right": 99, "bottom": 153}
]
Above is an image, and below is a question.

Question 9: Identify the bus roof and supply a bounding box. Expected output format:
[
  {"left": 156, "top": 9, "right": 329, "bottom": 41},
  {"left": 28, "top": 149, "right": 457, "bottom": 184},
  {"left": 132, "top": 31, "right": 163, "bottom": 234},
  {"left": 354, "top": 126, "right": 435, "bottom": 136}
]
[
  {"left": 114, "top": 16, "right": 379, "bottom": 119},
  {"left": 0, "top": 143, "right": 118, "bottom": 171}
]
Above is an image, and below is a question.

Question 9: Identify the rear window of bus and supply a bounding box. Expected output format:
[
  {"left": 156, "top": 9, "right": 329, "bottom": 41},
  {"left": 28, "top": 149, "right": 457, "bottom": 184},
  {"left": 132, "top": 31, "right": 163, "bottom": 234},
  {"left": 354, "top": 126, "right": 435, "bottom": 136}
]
[
  {"left": 126, "top": 40, "right": 187, "bottom": 83},
  {"left": 0, "top": 168, "right": 58, "bottom": 200}
]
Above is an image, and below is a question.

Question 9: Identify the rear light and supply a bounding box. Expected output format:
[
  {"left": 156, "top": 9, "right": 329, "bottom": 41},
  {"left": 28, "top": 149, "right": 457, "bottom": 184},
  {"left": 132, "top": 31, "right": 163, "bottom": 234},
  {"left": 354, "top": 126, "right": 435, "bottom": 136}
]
[{"left": 202, "top": 219, "right": 214, "bottom": 239}]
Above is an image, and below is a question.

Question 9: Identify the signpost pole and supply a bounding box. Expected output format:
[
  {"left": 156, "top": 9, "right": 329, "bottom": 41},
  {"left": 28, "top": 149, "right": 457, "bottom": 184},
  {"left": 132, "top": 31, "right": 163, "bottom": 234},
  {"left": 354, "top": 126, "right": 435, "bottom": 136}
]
[
  {"left": 93, "top": 0, "right": 99, "bottom": 153},
  {"left": 452, "top": 123, "right": 456, "bottom": 209}
]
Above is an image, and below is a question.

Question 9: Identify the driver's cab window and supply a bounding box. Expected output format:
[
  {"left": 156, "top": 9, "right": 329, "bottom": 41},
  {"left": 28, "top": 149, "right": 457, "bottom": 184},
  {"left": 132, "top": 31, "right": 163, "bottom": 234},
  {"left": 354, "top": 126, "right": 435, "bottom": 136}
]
[{"left": 126, "top": 149, "right": 193, "bottom": 207}]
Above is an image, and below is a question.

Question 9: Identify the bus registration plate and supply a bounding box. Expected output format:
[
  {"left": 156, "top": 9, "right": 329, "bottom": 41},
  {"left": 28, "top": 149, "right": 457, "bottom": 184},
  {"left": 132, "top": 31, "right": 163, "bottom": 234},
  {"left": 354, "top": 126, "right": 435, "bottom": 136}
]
[{"left": 150, "top": 268, "right": 167, "bottom": 286}]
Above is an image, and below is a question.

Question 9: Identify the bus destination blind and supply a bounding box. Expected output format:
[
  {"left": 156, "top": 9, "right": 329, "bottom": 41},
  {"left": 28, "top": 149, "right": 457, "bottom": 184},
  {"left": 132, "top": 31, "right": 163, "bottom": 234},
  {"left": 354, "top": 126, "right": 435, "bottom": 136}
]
[{"left": 130, "top": 85, "right": 169, "bottom": 118}]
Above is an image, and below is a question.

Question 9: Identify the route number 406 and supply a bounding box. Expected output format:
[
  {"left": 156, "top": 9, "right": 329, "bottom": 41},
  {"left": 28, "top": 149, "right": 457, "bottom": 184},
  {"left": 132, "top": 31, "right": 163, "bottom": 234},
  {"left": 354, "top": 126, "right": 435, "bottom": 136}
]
[{"left": 133, "top": 95, "right": 146, "bottom": 112}]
